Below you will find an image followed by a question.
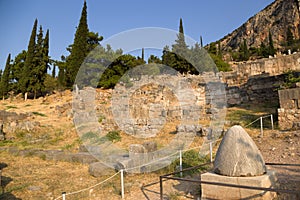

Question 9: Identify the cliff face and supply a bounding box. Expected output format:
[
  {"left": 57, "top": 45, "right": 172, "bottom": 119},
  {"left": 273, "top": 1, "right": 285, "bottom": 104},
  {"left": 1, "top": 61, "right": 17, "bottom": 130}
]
[{"left": 219, "top": 0, "right": 300, "bottom": 51}]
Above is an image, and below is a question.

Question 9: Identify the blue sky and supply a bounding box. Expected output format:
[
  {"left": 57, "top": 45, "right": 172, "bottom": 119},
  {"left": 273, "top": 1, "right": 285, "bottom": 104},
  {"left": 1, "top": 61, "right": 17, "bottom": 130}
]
[{"left": 0, "top": 0, "right": 274, "bottom": 70}]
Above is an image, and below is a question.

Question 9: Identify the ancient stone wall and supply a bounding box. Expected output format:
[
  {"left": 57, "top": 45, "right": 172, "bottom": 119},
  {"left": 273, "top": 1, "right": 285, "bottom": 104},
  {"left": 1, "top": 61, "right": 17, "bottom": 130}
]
[
  {"left": 226, "top": 74, "right": 286, "bottom": 106},
  {"left": 278, "top": 88, "right": 300, "bottom": 130},
  {"left": 220, "top": 52, "right": 300, "bottom": 86},
  {"left": 75, "top": 53, "right": 300, "bottom": 134}
]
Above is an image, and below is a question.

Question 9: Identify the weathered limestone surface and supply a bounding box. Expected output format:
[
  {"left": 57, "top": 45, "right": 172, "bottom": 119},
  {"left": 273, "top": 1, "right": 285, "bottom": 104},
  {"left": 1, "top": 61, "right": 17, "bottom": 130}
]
[
  {"left": 201, "top": 171, "right": 277, "bottom": 200},
  {"left": 213, "top": 125, "right": 266, "bottom": 177},
  {"left": 88, "top": 162, "right": 115, "bottom": 177},
  {"left": 278, "top": 87, "right": 300, "bottom": 130}
]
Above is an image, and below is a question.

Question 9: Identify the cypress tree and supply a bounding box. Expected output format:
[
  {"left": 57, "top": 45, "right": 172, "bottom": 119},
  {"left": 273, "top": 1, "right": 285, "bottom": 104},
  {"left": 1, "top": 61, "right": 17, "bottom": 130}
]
[
  {"left": 11, "top": 50, "right": 26, "bottom": 93},
  {"left": 260, "top": 42, "right": 268, "bottom": 58},
  {"left": 52, "top": 65, "right": 56, "bottom": 78},
  {"left": 31, "top": 25, "right": 44, "bottom": 98},
  {"left": 20, "top": 19, "right": 38, "bottom": 94},
  {"left": 200, "top": 36, "right": 203, "bottom": 48},
  {"left": 65, "top": 1, "right": 89, "bottom": 88},
  {"left": 42, "top": 29, "right": 50, "bottom": 86},
  {"left": 173, "top": 18, "right": 188, "bottom": 53},
  {"left": 240, "top": 39, "right": 249, "bottom": 61},
  {"left": 268, "top": 31, "right": 276, "bottom": 56},
  {"left": 1, "top": 54, "right": 12, "bottom": 99},
  {"left": 286, "top": 27, "right": 294, "bottom": 46},
  {"left": 142, "top": 48, "right": 144, "bottom": 61}
]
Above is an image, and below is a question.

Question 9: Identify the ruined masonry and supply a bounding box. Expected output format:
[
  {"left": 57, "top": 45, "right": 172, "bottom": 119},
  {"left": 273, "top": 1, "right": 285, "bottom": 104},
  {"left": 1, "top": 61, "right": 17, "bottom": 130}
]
[{"left": 278, "top": 87, "right": 300, "bottom": 130}]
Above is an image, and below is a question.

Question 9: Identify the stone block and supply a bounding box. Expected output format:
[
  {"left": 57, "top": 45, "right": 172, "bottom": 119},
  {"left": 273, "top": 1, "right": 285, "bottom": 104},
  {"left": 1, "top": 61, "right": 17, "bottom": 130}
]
[
  {"left": 201, "top": 171, "right": 277, "bottom": 200},
  {"left": 89, "top": 162, "right": 115, "bottom": 177}
]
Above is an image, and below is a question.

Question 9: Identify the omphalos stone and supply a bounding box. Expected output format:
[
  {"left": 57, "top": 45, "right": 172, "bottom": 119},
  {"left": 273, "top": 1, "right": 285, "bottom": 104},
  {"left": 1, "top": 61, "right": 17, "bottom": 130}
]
[{"left": 213, "top": 125, "right": 266, "bottom": 177}]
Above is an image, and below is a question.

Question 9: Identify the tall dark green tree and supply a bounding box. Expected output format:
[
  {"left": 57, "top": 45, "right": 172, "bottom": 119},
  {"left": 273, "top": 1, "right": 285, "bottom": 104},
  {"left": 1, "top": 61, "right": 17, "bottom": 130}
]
[
  {"left": 65, "top": 1, "right": 89, "bottom": 88},
  {"left": 172, "top": 18, "right": 188, "bottom": 54},
  {"left": 56, "top": 56, "right": 67, "bottom": 88},
  {"left": 162, "top": 18, "right": 195, "bottom": 74},
  {"left": 30, "top": 25, "right": 44, "bottom": 98},
  {"left": 239, "top": 39, "right": 249, "bottom": 61},
  {"left": 200, "top": 36, "right": 203, "bottom": 48},
  {"left": 148, "top": 55, "right": 162, "bottom": 64},
  {"left": 259, "top": 42, "right": 268, "bottom": 58},
  {"left": 20, "top": 19, "right": 38, "bottom": 94},
  {"left": 286, "top": 27, "right": 294, "bottom": 46},
  {"left": 142, "top": 48, "right": 145, "bottom": 61},
  {"left": 268, "top": 31, "right": 276, "bottom": 56},
  {"left": 11, "top": 50, "right": 26, "bottom": 93},
  {"left": 1, "top": 54, "right": 12, "bottom": 99},
  {"left": 52, "top": 65, "right": 56, "bottom": 78}
]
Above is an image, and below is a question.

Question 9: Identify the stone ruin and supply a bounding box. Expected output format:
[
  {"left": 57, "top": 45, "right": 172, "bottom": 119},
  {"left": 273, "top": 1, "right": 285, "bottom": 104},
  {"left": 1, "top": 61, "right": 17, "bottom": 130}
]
[
  {"left": 278, "top": 87, "right": 300, "bottom": 130},
  {"left": 0, "top": 110, "right": 39, "bottom": 134},
  {"left": 201, "top": 126, "right": 277, "bottom": 199}
]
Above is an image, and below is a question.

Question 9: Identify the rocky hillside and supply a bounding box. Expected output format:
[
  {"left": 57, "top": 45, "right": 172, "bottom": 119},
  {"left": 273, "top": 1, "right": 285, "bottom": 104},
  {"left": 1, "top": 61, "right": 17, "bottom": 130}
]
[{"left": 219, "top": 0, "right": 300, "bottom": 51}]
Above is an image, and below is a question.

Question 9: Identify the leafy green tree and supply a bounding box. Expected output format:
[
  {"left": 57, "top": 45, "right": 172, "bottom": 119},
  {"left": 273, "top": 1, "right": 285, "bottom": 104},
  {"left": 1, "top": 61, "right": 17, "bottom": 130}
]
[
  {"left": 56, "top": 56, "right": 67, "bottom": 89},
  {"left": 65, "top": 1, "right": 89, "bottom": 88},
  {"left": 0, "top": 54, "right": 12, "bottom": 99},
  {"left": 148, "top": 55, "right": 162, "bottom": 64},
  {"left": 44, "top": 74, "right": 58, "bottom": 92},
  {"left": 208, "top": 42, "right": 217, "bottom": 54},
  {"left": 98, "top": 54, "right": 144, "bottom": 89},
  {"left": 87, "top": 31, "right": 103, "bottom": 51},
  {"left": 20, "top": 19, "right": 37, "bottom": 94}
]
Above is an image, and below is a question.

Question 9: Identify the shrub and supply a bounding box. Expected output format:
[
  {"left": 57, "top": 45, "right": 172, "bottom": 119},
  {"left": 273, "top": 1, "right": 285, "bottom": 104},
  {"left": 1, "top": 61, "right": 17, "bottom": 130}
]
[{"left": 106, "top": 131, "right": 121, "bottom": 142}]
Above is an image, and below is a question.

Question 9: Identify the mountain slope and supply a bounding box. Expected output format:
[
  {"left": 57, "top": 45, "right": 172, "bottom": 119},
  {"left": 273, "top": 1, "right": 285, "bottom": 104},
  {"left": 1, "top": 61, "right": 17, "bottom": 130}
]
[{"left": 219, "top": 0, "right": 300, "bottom": 51}]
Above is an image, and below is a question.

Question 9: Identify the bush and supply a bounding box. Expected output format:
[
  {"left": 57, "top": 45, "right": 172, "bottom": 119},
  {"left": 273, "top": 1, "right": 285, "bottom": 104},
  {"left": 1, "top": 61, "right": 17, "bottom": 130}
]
[
  {"left": 165, "top": 150, "right": 210, "bottom": 176},
  {"left": 106, "top": 131, "right": 121, "bottom": 142}
]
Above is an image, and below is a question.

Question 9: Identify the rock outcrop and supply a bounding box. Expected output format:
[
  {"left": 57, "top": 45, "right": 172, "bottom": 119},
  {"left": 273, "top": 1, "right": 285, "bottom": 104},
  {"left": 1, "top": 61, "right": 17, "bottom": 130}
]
[{"left": 218, "top": 0, "right": 300, "bottom": 52}]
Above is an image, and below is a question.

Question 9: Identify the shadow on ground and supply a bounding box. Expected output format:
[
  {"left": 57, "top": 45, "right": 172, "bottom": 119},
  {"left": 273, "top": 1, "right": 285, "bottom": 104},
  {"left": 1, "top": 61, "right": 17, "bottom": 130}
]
[{"left": 0, "top": 162, "right": 21, "bottom": 200}]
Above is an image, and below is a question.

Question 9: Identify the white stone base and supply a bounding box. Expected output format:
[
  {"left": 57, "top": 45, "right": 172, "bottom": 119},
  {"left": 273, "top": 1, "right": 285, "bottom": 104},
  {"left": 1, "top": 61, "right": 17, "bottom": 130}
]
[{"left": 201, "top": 171, "right": 277, "bottom": 200}]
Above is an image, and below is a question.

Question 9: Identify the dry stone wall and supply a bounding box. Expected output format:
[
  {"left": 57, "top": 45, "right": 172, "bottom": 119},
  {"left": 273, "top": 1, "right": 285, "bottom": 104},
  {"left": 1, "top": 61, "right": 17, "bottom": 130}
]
[
  {"left": 220, "top": 52, "right": 300, "bottom": 86},
  {"left": 278, "top": 88, "right": 300, "bottom": 130},
  {"left": 74, "top": 53, "right": 300, "bottom": 135}
]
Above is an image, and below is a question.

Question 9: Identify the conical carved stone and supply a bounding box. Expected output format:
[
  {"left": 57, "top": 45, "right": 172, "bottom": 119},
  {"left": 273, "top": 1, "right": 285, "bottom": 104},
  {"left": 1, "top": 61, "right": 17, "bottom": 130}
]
[{"left": 213, "top": 125, "right": 266, "bottom": 177}]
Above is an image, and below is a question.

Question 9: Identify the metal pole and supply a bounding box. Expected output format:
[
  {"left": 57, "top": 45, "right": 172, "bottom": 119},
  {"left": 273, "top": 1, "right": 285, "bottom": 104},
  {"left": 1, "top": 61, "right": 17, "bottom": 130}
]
[
  {"left": 160, "top": 176, "right": 163, "bottom": 200},
  {"left": 62, "top": 192, "right": 66, "bottom": 200},
  {"left": 260, "top": 117, "right": 263, "bottom": 137},
  {"left": 209, "top": 142, "right": 213, "bottom": 162},
  {"left": 271, "top": 114, "right": 274, "bottom": 130},
  {"left": 179, "top": 150, "right": 183, "bottom": 177},
  {"left": 120, "top": 170, "right": 124, "bottom": 199}
]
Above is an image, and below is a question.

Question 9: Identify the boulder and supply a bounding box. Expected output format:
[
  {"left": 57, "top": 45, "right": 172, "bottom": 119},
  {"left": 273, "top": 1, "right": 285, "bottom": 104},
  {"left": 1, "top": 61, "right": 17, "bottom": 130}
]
[
  {"left": 89, "top": 162, "right": 115, "bottom": 177},
  {"left": 213, "top": 125, "right": 266, "bottom": 177}
]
